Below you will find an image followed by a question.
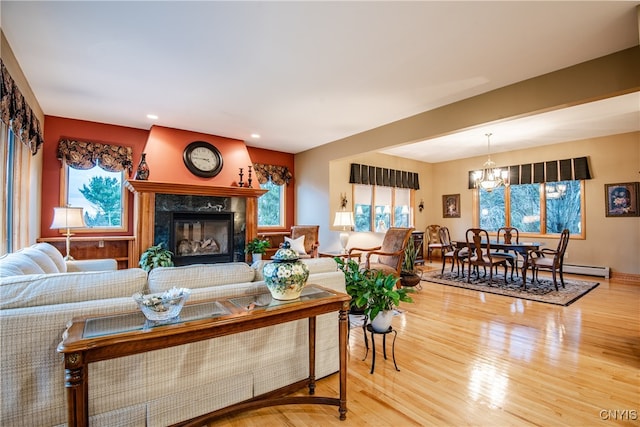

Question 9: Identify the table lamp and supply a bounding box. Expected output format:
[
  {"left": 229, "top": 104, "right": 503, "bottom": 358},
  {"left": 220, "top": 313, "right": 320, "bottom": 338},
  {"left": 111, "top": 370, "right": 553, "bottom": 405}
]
[
  {"left": 50, "top": 206, "right": 86, "bottom": 260},
  {"left": 333, "top": 211, "right": 355, "bottom": 254}
]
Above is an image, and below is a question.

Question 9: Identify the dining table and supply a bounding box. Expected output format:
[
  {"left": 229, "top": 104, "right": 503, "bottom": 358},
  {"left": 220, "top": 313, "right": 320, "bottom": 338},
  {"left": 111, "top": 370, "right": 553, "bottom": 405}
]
[{"left": 452, "top": 240, "right": 544, "bottom": 287}]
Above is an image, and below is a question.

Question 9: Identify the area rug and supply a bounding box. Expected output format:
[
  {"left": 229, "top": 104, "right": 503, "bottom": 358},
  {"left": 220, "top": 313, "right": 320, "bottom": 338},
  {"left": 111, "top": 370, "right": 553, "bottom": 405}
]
[{"left": 421, "top": 270, "right": 599, "bottom": 306}]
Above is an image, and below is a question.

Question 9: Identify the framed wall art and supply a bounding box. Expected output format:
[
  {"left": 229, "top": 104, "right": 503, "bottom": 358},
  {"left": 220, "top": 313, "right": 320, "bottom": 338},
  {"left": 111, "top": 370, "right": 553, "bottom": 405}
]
[
  {"left": 605, "top": 182, "right": 639, "bottom": 217},
  {"left": 442, "top": 194, "right": 460, "bottom": 218}
]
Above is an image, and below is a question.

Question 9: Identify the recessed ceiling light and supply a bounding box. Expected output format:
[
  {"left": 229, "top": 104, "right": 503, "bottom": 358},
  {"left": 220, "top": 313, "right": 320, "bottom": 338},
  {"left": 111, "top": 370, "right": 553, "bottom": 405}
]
[
  {"left": 146, "top": 114, "right": 159, "bottom": 120},
  {"left": 251, "top": 133, "right": 260, "bottom": 139}
]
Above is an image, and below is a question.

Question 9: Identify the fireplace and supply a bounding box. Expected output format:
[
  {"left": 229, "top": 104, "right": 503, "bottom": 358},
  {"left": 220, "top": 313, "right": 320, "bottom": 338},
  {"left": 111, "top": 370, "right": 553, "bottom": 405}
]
[{"left": 170, "top": 212, "right": 234, "bottom": 266}]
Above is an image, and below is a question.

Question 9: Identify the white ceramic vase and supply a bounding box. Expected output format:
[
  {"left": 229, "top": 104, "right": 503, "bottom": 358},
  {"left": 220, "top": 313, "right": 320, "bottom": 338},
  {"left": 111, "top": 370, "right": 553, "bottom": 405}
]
[
  {"left": 370, "top": 309, "right": 394, "bottom": 332},
  {"left": 252, "top": 253, "right": 263, "bottom": 263}
]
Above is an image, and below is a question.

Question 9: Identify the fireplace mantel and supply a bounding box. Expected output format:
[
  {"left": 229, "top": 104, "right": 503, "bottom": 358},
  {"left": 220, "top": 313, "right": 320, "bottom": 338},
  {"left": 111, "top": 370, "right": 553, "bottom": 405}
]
[{"left": 126, "top": 180, "right": 267, "bottom": 263}]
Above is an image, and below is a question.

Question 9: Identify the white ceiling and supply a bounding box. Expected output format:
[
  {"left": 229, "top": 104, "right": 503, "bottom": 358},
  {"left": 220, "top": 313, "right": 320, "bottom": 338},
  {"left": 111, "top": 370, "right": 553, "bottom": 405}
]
[{"left": 1, "top": 1, "right": 639, "bottom": 162}]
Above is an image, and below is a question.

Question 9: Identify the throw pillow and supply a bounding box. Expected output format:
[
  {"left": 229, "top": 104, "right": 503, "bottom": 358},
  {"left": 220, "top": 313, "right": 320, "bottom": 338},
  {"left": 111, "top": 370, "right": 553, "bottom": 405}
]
[{"left": 285, "top": 235, "right": 307, "bottom": 255}]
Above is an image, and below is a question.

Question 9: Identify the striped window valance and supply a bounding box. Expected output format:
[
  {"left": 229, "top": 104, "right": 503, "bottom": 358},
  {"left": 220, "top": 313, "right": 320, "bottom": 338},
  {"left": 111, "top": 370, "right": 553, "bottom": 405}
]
[
  {"left": 252, "top": 163, "right": 292, "bottom": 185},
  {"left": 467, "top": 156, "right": 592, "bottom": 189},
  {"left": 0, "top": 59, "right": 44, "bottom": 154},
  {"left": 349, "top": 163, "right": 420, "bottom": 190},
  {"left": 57, "top": 139, "right": 133, "bottom": 172}
]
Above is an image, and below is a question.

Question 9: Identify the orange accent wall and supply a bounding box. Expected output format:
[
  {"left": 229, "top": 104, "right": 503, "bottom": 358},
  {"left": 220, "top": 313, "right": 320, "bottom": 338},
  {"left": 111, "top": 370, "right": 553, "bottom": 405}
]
[
  {"left": 41, "top": 116, "right": 296, "bottom": 237},
  {"left": 247, "top": 146, "right": 295, "bottom": 231},
  {"left": 41, "top": 116, "right": 148, "bottom": 238}
]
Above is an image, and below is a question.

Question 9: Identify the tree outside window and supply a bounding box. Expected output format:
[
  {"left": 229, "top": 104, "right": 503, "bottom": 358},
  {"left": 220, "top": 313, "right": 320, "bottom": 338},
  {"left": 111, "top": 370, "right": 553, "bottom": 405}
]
[{"left": 258, "top": 180, "right": 284, "bottom": 227}]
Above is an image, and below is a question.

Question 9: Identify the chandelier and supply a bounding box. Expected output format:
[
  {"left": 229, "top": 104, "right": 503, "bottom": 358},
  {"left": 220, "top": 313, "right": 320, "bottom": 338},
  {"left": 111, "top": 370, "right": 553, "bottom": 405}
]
[{"left": 473, "top": 133, "right": 509, "bottom": 192}]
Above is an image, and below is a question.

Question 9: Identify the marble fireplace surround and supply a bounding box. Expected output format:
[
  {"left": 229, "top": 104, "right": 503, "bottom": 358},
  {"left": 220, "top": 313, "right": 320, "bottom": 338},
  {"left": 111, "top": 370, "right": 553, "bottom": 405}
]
[{"left": 126, "top": 180, "right": 266, "bottom": 264}]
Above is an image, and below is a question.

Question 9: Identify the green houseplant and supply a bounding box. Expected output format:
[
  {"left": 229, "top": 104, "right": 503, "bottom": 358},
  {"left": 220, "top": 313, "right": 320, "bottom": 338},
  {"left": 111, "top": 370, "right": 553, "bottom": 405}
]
[
  {"left": 245, "top": 237, "right": 271, "bottom": 262},
  {"left": 335, "top": 257, "right": 371, "bottom": 313},
  {"left": 365, "top": 270, "right": 414, "bottom": 332},
  {"left": 139, "top": 243, "right": 174, "bottom": 272},
  {"left": 400, "top": 235, "right": 422, "bottom": 287}
]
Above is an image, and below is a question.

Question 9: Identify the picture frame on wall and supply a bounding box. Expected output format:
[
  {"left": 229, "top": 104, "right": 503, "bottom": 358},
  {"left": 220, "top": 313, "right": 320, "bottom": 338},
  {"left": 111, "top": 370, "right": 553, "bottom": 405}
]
[
  {"left": 605, "top": 182, "right": 639, "bottom": 217},
  {"left": 442, "top": 194, "right": 461, "bottom": 218}
]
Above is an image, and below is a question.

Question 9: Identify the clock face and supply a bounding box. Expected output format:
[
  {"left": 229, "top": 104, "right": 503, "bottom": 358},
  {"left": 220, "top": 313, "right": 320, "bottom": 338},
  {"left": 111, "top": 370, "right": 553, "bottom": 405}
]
[{"left": 183, "top": 141, "right": 223, "bottom": 177}]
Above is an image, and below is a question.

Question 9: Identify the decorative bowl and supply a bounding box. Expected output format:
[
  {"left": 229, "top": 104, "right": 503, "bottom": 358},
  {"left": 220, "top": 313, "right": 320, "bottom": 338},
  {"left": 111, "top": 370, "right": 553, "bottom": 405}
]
[{"left": 132, "top": 287, "right": 191, "bottom": 321}]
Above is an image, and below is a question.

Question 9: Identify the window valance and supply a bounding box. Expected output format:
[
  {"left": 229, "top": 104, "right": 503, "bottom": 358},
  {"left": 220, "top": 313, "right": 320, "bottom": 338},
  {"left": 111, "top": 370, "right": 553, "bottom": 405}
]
[
  {"left": 57, "top": 139, "right": 133, "bottom": 172},
  {"left": 467, "top": 156, "right": 592, "bottom": 189},
  {"left": 0, "top": 59, "right": 44, "bottom": 154},
  {"left": 349, "top": 163, "right": 420, "bottom": 190},
  {"left": 252, "top": 163, "right": 292, "bottom": 185}
]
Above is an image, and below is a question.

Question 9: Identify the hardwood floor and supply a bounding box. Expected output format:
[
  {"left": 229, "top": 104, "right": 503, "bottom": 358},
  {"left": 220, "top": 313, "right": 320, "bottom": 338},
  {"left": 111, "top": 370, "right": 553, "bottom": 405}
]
[{"left": 207, "top": 265, "right": 639, "bottom": 426}]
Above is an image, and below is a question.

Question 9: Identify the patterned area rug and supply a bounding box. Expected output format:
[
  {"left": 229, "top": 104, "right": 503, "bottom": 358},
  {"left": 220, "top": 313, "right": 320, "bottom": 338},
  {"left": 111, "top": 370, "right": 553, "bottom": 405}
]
[{"left": 421, "top": 270, "right": 599, "bottom": 306}]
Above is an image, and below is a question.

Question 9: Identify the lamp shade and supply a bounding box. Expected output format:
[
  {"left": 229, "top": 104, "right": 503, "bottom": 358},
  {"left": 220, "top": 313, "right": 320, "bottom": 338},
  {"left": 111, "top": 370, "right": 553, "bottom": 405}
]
[
  {"left": 50, "top": 207, "right": 86, "bottom": 229},
  {"left": 333, "top": 211, "right": 354, "bottom": 228}
]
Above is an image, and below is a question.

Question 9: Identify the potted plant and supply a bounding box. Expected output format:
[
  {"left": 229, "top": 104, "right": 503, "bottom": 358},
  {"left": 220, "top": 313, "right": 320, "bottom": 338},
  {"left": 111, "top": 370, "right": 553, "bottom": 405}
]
[
  {"left": 364, "top": 270, "right": 414, "bottom": 332},
  {"left": 335, "top": 257, "right": 371, "bottom": 314},
  {"left": 245, "top": 237, "right": 271, "bottom": 263},
  {"left": 400, "top": 235, "right": 422, "bottom": 288},
  {"left": 139, "top": 243, "right": 174, "bottom": 272}
]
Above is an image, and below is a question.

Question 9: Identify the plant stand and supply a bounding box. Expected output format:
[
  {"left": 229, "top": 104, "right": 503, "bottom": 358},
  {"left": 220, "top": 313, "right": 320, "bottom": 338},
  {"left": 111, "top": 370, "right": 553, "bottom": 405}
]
[{"left": 362, "top": 324, "right": 399, "bottom": 374}]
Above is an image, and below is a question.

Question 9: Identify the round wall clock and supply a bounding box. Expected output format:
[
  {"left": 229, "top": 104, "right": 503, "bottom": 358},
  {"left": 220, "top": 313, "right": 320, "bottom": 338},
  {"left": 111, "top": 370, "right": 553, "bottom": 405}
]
[{"left": 182, "top": 141, "right": 223, "bottom": 178}]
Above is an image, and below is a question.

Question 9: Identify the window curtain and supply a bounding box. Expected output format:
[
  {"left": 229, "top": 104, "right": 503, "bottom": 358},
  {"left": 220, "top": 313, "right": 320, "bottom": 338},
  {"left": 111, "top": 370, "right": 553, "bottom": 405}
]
[
  {"left": 0, "top": 59, "right": 44, "bottom": 155},
  {"left": 1, "top": 122, "right": 34, "bottom": 254},
  {"left": 349, "top": 163, "right": 420, "bottom": 189},
  {"left": 57, "top": 139, "right": 133, "bottom": 172},
  {"left": 252, "top": 163, "right": 292, "bottom": 185},
  {"left": 468, "top": 156, "right": 592, "bottom": 189}
]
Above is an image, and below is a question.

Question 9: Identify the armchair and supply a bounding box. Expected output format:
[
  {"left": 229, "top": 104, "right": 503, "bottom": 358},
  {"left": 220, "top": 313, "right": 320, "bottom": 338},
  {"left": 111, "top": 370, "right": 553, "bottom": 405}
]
[
  {"left": 285, "top": 225, "right": 320, "bottom": 258},
  {"left": 348, "top": 227, "right": 413, "bottom": 278},
  {"left": 524, "top": 228, "right": 570, "bottom": 290}
]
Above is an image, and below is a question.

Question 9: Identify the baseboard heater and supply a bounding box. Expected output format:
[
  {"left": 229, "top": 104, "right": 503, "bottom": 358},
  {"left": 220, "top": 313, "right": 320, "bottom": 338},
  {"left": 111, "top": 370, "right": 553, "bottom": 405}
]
[{"left": 562, "top": 264, "right": 610, "bottom": 278}]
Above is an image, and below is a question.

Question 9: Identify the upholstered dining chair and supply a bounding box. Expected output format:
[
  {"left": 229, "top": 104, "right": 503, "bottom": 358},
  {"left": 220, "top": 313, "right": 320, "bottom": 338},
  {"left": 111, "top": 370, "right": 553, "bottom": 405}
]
[
  {"left": 525, "top": 228, "right": 570, "bottom": 291},
  {"left": 491, "top": 227, "right": 520, "bottom": 280},
  {"left": 349, "top": 227, "right": 413, "bottom": 279},
  {"left": 465, "top": 228, "right": 508, "bottom": 284},
  {"left": 285, "top": 225, "right": 320, "bottom": 258},
  {"left": 425, "top": 224, "right": 443, "bottom": 262}
]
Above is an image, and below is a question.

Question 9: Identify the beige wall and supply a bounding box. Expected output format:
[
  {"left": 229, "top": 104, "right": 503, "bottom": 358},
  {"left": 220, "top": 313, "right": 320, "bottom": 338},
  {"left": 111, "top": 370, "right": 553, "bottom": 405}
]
[{"left": 296, "top": 47, "right": 640, "bottom": 275}]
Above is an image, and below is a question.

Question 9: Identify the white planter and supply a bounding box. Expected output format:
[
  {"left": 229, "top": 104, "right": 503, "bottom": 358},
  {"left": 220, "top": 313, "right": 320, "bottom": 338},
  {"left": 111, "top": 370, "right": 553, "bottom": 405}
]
[
  {"left": 370, "top": 310, "right": 394, "bottom": 332},
  {"left": 252, "top": 253, "right": 263, "bottom": 263}
]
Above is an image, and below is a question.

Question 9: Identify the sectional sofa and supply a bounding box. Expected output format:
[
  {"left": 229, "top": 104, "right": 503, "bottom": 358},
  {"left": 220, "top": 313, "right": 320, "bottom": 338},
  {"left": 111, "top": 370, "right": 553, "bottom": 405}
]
[{"left": 0, "top": 243, "right": 346, "bottom": 426}]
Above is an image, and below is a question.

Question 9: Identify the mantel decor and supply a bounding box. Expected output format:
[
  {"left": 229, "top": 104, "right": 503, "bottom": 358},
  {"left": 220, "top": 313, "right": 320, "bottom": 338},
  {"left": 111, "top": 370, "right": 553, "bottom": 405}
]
[{"left": 604, "top": 182, "right": 639, "bottom": 217}]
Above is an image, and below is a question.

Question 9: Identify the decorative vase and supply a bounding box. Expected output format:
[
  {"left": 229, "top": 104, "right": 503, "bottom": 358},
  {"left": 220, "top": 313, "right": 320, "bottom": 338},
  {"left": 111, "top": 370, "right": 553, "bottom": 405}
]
[
  {"left": 135, "top": 153, "right": 150, "bottom": 180},
  {"left": 252, "top": 253, "right": 262, "bottom": 263},
  {"left": 263, "top": 242, "right": 309, "bottom": 300},
  {"left": 370, "top": 309, "right": 394, "bottom": 332}
]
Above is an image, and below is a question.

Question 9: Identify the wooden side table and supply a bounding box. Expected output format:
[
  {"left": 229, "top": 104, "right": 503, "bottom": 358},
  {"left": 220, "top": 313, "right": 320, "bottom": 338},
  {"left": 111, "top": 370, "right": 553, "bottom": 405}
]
[{"left": 362, "top": 324, "right": 399, "bottom": 374}]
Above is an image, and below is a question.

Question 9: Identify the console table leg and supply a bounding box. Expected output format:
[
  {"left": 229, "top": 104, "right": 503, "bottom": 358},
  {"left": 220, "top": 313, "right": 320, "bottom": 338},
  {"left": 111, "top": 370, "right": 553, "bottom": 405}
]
[
  {"left": 308, "top": 316, "right": 316, "bottom": 395},
  {"left": 64, "top": 352, "right": 88, "bottom": 427},
  {"left": 339, "top": 306, "right": 349, "bottom": 420}
]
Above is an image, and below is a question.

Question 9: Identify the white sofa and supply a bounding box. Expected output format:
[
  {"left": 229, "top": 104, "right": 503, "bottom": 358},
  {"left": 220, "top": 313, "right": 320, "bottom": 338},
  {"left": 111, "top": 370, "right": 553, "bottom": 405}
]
[{"left": 0, "top": 243, "right": 346, "bottom": 426}]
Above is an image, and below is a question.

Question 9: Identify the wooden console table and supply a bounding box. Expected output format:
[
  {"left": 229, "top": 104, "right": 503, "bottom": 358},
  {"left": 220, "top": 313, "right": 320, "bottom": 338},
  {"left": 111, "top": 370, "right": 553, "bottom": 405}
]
[{"left": 57, "top": 286, "right": 350, "bottom": 426}]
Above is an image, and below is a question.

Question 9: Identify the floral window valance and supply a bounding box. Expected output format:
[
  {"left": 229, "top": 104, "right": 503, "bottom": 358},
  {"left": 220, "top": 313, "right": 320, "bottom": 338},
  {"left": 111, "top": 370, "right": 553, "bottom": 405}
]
[
  {"left": 0, "top": 59, "right": 44, "bottom": 155},
  {"left": 252, "top": 163, "right": 292, "bottom": 185},
  {"left": 57, "top": 139, "right": 133, "bottom": 172}
]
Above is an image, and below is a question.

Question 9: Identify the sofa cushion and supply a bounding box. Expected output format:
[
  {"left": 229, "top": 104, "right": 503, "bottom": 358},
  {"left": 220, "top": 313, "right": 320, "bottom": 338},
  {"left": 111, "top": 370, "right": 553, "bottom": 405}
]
[
  {"left": 0, "top": 268, "right": 148, "bottom": 309},
  {"left": 31, "top": 242, "right": 67, "bottom": 273},
  {"left": 148, "top": 263, "right": 256, "bottom": 293},
  {"left": 19, "top": 247, "right": 61, "bottom": 274},
  {"left": 0, "top": 252, "right": 46, "bottom": 276}
]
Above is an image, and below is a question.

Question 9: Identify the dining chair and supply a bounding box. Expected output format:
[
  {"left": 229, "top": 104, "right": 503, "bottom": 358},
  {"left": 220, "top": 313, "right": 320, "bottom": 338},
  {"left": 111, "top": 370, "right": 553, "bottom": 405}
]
[
  {"left": 439, "top": 226, "right": 468, "bottom": 276},
  {"left": 349, "top": 227, "right": 414, "bottom": 279},
  {"left": 425, "top": 224, "right": 443, "bottom": 262},
  {"left": 491, "top": 227, "right": 520, "bottom": 280},
  {"left": 525, "top": 228, "right": 570, "bottom": 291},
  {"left": 465, "top": 228, "right": 508, "bottom": 284}
]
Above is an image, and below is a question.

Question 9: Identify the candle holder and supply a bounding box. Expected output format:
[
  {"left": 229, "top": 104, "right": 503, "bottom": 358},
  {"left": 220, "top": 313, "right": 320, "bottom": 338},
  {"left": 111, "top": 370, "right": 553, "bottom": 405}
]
[
  {"left": 238, "top": 168, "right": 244, "bottom": 187},
  {"left": 247, "top": 165, "right": 253, "bottom": 188}
]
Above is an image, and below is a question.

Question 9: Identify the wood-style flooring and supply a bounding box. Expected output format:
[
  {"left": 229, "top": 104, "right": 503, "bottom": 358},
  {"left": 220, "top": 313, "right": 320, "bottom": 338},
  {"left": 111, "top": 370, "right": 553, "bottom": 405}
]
[{"left": 207, "top": 264, "right": 639, "bottom": 426}]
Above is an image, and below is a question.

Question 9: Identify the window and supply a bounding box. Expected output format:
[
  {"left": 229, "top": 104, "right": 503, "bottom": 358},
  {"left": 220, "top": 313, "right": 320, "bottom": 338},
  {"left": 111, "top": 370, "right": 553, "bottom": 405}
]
[
  {"left": 354, "top": 184, "right": 414, "bottom": 232},
  {"left": 62, "top": 162, "right": 127, "bottom": 231},
  {"left": 258, "top": 180, "right": 285, "bottom": 227},
  {"left": 477, "top": 180, "right": 584, "bottom": 236}
]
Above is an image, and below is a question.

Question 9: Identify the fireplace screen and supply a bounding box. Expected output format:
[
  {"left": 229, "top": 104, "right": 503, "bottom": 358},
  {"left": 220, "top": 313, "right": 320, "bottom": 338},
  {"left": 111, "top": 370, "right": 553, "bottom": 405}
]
[{"left": 171, "top": 212, "right": 234, "bottom": 265}]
